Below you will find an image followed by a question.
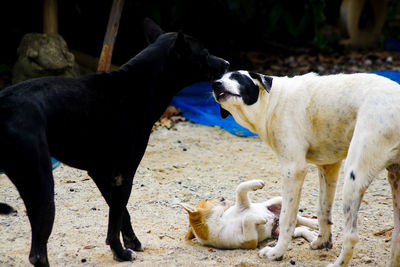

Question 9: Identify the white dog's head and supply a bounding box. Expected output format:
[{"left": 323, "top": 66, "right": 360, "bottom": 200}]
[{"left": 212, "top": 71, "right": 273, "bottom": 118}]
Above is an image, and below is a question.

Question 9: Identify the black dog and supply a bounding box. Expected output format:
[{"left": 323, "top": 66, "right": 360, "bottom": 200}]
[{"left": 0, "top": 19, "right": 229, "bottom": 266}]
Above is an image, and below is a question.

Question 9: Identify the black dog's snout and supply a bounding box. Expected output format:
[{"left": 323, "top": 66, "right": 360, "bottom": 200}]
[
  {"left": 212, "top": 81, "right": 223, "bottom": 91},
  {"left": 224, "top": 60, "right": 230, "bottom": 70}
]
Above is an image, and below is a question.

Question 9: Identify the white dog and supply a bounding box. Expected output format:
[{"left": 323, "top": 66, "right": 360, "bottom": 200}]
[
  {"left": 180, "top": 179, "right": 318, "bottom": 249},
  {"left": 212, "top": 71, "right": 400, "bottom": 266}
]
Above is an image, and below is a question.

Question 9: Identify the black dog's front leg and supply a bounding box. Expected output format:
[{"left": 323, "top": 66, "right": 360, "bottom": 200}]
[
  {"left": 121, "top": 209, "right": 143, "bottom": 251},
  {"left": 107, "top": 177, "right": 136, "bottom": 261}
]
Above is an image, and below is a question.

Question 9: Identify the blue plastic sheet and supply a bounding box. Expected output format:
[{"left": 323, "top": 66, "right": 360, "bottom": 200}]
[
  {"left": 171, "top": 71, "right": 400, "bottom": 137},
  {"left": 170, "top": 82, "right": 256, "bottom": 137}
]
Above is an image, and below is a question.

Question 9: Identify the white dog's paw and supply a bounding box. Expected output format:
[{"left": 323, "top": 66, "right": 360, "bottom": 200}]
[
  {"left": 310, "top": 235, "right": 333, "bottom": 250},
  {"left": 258, "top": 246, "right": 284, "bottom": 261}
]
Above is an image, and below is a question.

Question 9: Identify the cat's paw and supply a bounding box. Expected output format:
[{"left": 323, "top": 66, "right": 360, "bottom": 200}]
[
  {"left": 237, "top": 180, "right": 265, "bottom": 194},
  {"left": 249, "top": 179, "right": 265, "bottom": 191}
]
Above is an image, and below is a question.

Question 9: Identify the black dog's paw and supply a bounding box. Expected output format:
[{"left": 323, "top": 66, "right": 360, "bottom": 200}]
[
  {"left": 124, "top": 236, "right": 144, "bottom": 252},
  {"left": 112, "top": 249, "right": 136, "bottom": 262}
]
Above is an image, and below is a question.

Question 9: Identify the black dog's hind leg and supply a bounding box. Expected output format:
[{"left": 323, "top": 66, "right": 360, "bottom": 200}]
[
  {"left": 89, "top": 170, "right": 140, "bottom": 261},
  {"left": 5, "top": 137, "right": 55, "bottom": 267}
]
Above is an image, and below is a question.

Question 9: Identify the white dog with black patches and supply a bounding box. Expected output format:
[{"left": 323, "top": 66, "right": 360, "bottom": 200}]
[{"left": 212, "top": 70, "right": 400, "bottom": 267}]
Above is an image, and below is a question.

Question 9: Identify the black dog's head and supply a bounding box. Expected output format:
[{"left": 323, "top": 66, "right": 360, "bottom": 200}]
[
  {"left": 212, "top": 71, "right": 273, "bottom": 118},
  {"left": 143, "top": 18, "right": 230, "bottom": 85}
]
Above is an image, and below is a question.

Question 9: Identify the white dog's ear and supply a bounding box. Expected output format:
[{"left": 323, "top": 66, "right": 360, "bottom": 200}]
[
  {"left": 249, "top": 72, "right": 273, "bottom": 93},
  {"left": 220, "top": 106, "right": 231, "bottom": 119},
  {"left": 179, "top": 203, "right": 197, "bottom": 214}
]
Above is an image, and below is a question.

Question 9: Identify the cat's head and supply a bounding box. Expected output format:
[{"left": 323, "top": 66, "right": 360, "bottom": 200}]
[{"left": 180, "top": 197, "right": 230, "bottom": 241}]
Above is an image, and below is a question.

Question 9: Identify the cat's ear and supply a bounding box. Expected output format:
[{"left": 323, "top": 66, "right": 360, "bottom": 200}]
[
  {"left": 185, "top": 227, "right": 196, "bottom": 240},
  {"left": 179, "top": 203, "right": 197, "bottom": 214}
]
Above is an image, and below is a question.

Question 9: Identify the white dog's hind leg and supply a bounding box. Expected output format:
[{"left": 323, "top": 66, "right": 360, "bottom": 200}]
[
  {"left": 328, "top": 168, "right": 372, "bottom": 267},
  {"left": 388, "top": 164, "right": 400, "bottom": 267},
  {"left": 259, "top": 161, "right": 307, "bottom": 260},
  {"left": 311, "top": 162, "right": 341, "bottom": 250},
  {"left": 328, "top": 123, "right": 391, "bottom": 267},
  {"left": 329, "top": 144, "right": 381, "bottom": 267}
]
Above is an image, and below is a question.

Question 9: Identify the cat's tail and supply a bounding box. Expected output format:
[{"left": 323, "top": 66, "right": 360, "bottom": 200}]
[{"left": 0, "top": 203, "right": 16, "bottom": 215}]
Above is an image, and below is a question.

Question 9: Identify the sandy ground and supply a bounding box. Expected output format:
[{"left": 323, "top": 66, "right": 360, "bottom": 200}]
[{"left": 0, "top": 121, "right": 394, "bottom": 266}]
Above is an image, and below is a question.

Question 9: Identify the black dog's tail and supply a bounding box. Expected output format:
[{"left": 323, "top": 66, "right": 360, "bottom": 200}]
[{"left": 0, "top": 203, "right": 16, "bottom": 215}]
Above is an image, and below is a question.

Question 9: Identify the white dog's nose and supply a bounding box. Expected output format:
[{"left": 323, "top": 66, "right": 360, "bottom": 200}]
[{"left": 212, "top": 81, "right": 223, "bottom": 91}]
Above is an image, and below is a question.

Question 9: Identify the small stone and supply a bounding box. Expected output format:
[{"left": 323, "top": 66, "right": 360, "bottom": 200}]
[{"left": 363, "top": 257, "right": 372, "bottom": 263}]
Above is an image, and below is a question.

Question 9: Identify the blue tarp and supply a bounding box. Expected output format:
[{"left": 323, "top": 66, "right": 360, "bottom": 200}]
[
  {"left": 170, "top": 82, "right": 256, "bottom": 137},
  {"left": 0, "top": 158, "right": 60, "bottom": 174},
  {"left": 171, "top": 71, "right": 400, "bottom": 137}
]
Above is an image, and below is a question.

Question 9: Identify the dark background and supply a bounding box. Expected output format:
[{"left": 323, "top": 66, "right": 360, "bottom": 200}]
[{"left": 1, "top": 0, "right": 400, "bottom": 71}]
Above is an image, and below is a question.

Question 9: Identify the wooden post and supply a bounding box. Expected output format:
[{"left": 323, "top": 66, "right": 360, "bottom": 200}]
[
  {"left": 97, "top": 0, "right": 125, "bottom": 72},
  {"left": 43, "top": 0, "right": 58, "bottom": 34}
]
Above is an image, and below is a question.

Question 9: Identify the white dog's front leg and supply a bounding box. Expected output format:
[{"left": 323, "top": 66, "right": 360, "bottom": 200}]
[
  {"left": 311, "top": 162, "right": 341, "bottom": 250},
  {"left": 259, "top": 162, "right": 307, "bottom": 260}
]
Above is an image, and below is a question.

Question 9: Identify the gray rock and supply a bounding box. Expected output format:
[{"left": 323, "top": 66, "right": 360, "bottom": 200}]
[{"left": 12, "top": 33, "right": 79, "bottom": 84}]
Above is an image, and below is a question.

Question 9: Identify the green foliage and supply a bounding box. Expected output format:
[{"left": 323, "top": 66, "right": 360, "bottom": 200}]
[
  {"left": 227, "top": 0, "right": 328, "bottom": 48},
  {"left": 0, "top": 64, "right": 10, "bottom": 74}
]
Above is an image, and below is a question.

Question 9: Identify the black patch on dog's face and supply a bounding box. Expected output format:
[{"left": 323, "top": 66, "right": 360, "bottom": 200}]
[
  {"left": 249, "top": 72, "right": 273, "bottom": 93},
  {"left": 220, "top": 106, "right": 230, "bottom": 118},
  {"left": 229, "top": 72, "right": 260, "bottom": 105}
]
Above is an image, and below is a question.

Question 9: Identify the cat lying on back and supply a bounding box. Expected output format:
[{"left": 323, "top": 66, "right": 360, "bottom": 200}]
[{"left": 180, "top": 180, "right": 318, "bottom": 249}]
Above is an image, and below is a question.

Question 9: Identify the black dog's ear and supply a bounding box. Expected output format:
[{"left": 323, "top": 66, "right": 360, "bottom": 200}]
[
  {"left": 172, "top": 32, "right": 187, "bottom": 58},
  {"left": 220, "top": 106, "right": 231, "bottom": 119},
  {"left": 249, "top": 72, "right": 273, "bottom": 93},
  {"left": 144, "top": 18, "right": 165, "bottom": 43}
]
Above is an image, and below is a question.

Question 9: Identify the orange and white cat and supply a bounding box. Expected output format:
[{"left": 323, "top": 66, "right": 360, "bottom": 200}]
[{"left": 180, "top": 180, "right": 318, "bottom": 249}]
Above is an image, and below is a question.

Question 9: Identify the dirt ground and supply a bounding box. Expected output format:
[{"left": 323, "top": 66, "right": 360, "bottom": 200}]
[{"left": 0, "top": 121, "right": 394, "bottom": 266}]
